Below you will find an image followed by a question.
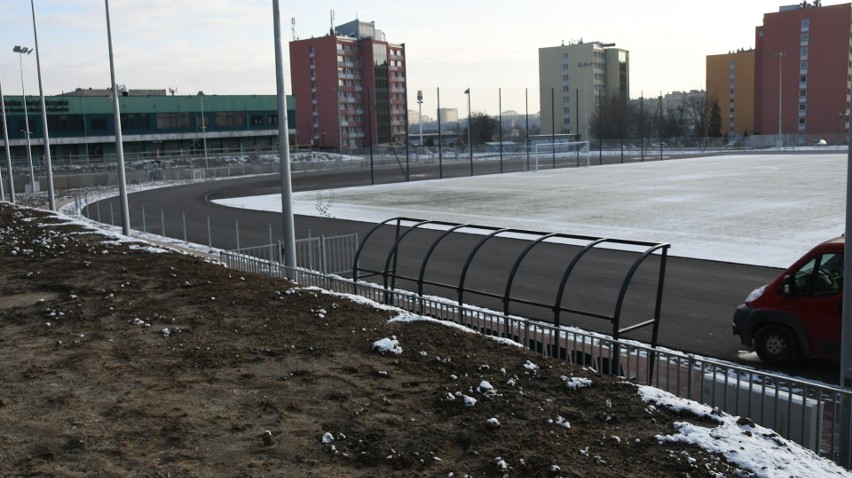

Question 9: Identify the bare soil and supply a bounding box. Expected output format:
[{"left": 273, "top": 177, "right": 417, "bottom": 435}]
[{"left": 0, "top": 202, "right": 749, "bottom": 477}]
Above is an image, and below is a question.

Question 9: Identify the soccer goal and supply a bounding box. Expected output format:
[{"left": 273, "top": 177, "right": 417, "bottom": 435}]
[{"left": 533, "top": 141, "right": 591, "bottom": 170}]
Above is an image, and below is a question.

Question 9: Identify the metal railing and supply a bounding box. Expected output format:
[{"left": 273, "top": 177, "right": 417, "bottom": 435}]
[
  {"left": 219, "top": 249, "right": 852, "bottom": 467},
  {"left": 227, "top": 233, "right": 359, "bottom": 276}
]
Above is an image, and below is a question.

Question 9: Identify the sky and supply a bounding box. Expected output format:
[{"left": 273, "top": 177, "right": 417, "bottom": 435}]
[
  {"left": 214, "top": 151, "right": 847, "bottom": 269},
  {"left": 0, "top": 0, "right": 838, "bottom": 115}
]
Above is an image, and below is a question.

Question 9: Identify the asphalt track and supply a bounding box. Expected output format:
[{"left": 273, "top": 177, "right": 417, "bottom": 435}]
[{"left": 88, "top": 154, "right": 840, "bottom": 383}]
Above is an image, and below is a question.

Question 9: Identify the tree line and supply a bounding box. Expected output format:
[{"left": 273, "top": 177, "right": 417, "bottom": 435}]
[{"left": 589, "top": 92, "right": 725, "bottom": 142}]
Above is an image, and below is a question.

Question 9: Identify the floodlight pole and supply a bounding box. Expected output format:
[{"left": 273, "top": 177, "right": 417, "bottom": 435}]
[
  {"left": 0, "top": 72, "right": 14, "bottom": 203},
  {"left": 31, "top": 0, "right": 56, "bottom": 210},
  {"left": 104, "top": 0, "right": 130, "bottom": 235},
  {"left": 273, "top": 0, "right": 296, "bottom": 269},
  {"left": 14, "top": 46, "right": 35, "bottom": 193}
]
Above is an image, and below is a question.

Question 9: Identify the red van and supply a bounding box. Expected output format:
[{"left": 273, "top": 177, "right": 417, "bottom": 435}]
[{"left": 732, "top": 236, "right": 844, "bottom": 366}]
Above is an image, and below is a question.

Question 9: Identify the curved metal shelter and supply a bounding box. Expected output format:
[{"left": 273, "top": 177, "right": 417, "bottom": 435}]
[{"left": 353, "top": 217, "right": 670, "bottom": 355}]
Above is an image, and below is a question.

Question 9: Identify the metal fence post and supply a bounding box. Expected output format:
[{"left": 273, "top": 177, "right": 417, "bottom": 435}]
[
  {"left": 207, "top": 214, "right": 212, "bottom": 247},
  {"left": 320, "top": 235, "right": 328, "bottom": 273},
  {"left": 96, "top": 200, "right": 101, "bottom": 223},
  {"left": 182, "top": 211, "right": 187, "bottom": 242},
  {"left": 110, "top": 203, "right": 114, "bottom": 226},
  {"left": 160, "top": 209, "right": 165, "bottom": 237},
  {"left": 268, "top": 223, "right": 273, "bottom": 262},
  {"left": 235, "top": 218, "right": 240, "bottom": 250},
  {"left": 141, "top": 205, "right": 146, "bottom": 233}
]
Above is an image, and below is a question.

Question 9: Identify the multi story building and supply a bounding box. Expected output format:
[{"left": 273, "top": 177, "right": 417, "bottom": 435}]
[
  {"left": 538, "top": 41, "right": 629, "bottom": 139},
  {"left": 754, "top": 1, "right": 852, "bottom": 139},
  {"left": 706, "top": 49, "right": 756, "bottom": 137},
  {"left": 289, "top": 19, "right": 407, "bottom": 152},
  {"left": 437, "top": 108, "right": 459, "bottom": 124}
]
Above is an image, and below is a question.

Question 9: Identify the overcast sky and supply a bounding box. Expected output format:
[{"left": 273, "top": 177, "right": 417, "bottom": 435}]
[{"left": 0, "top": 0, "right": 828, "bottom": 113}]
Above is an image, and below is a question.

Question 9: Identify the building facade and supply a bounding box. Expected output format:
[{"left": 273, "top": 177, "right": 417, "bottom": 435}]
[
  {"left": 437, "top": 108, "right": 459, "bottom": 124},
  {"left": 0, "top": 90, "right": 295, "bottom": 164},
  {"left": 754, "top": 1, "right": 852, "bottom": 138},
  {"left": 538, "top": 41, "right": 629, "bottom": 138},
  {"left": 289, "top": 19, "right": 408, "bottom": 151},
  {"left": 706, "top": 49, "right": 756, "bottom": 137}
]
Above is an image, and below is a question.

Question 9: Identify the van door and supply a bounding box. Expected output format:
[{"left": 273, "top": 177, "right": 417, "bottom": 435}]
[{"left": 786, "top": 252, "right": 843, "bottom": 359}]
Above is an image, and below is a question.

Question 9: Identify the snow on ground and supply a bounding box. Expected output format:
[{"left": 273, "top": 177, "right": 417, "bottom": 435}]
[
  {"left": 215, "top": 153, "right": 847, "bottom": 268},
  {"left": 375, "top": 313, "right": 852, "bottom": 477}
]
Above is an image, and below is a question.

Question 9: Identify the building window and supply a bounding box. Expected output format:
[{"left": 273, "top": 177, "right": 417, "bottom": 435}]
[
  {"left": 214, "top": 112, "right": 245, "bottom": 127},
  {"left": 91, "top": 118, "right": 107, "bottom": 131},
  {"left": 155, "top": 113, "right": 189, "bottom": 129},
  {"left": 801, "top": 18, "right": 809, "bottom": 32},
  {"left": 47, "top": 114, "right": 85, "bottom": 132},
  {"left": 251, "top": 115, "right": 263, "bottom": 126},
  {"left": 800, "top": 46, "right": 808, "bottom": 59},
  {"left": 801, "top": 32, "right": 809, "bottom": 45},
  {"left": 120, "top": 113, "right": 150, "bottom": 130}
]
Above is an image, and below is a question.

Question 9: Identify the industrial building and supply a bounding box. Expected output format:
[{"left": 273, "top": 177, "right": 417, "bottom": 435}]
[{"left": 0, "top": 89, "right": 295, "bottom": 167}]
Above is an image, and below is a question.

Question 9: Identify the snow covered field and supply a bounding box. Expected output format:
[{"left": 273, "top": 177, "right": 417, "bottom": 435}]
[{"left": 216, "top": 153, "right": 847, "bottom": 268}]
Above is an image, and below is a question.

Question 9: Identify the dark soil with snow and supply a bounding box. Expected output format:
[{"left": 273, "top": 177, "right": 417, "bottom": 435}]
[{"left": 0, "top": 202, "right": 759, "bottom": 477}]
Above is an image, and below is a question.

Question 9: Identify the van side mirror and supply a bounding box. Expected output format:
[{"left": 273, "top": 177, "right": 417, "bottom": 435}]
[{"left": 782, "top": 275, "right": 794, "bottom": 297}]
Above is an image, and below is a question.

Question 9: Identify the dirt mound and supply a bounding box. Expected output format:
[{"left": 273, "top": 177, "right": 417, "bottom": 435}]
[{"left": 0, "top": 203, "right": 795, "bottom": 477}]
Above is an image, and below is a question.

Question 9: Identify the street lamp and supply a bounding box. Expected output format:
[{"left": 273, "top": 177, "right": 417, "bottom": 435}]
[
  {"left": 13, "top": 46, "right": 35, "bottom": 193},
  {"left": 774, "top": 51, "right": 787, "bottom": 148},
  {"left": 416, "top": 90, "right": 423, "bottom": 148},
  {"left": 464, "top": 88, "right": 472, "bottom": 176},
  {"left": 197, "top": 91, "right": 209, "bottom": 177}
]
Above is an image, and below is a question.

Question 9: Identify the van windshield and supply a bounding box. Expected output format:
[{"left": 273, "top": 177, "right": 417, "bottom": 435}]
[{"left": 792, "top": 253, "right": 843, "bottom": 297}]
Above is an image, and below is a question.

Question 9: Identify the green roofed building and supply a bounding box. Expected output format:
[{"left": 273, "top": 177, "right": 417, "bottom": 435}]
[{"left": 0, "top": 88, "right": 295, "bottom": 166}]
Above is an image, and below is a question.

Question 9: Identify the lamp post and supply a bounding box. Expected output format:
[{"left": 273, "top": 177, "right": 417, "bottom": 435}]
[
  {"left": 416, "top": 89, "right": 423, "bottom": 148},
  {"left": 774, "top": 51, "right": 787, "bottom": 148},
  {"left": 104, "top": 0, "right": 131, "bottom": 235},
  {"left": 197, "top": 91, "right": 209, "bottom": 177},
  {"left": 1, "top": 72, "right": 14, "bottom": 203},
  {"left": 13, "top": 46, "right": 35, "bottom": 193},
  {"left": 464, "top": 88, "right": 472, "bottom": 176},
  {"left": 31, "top": 0, "right": 57, "bottom": 210}
]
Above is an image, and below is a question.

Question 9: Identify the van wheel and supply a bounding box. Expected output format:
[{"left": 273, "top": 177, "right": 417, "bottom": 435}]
[{"left": 754, "top": 325, "right": 800, "bottom": 367}]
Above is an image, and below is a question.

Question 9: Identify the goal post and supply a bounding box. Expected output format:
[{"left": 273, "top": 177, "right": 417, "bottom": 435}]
[{"left": 533, "top": 141, "right": 591, "bottom": 170}]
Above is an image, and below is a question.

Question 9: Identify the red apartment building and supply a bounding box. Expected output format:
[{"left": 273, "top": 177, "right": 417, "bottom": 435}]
[
  {"left": 754, "top": 1, "right": 852, "bottom": 140},
  {"left": 289, "top": 20, "right": 408, "bottom": 151}
]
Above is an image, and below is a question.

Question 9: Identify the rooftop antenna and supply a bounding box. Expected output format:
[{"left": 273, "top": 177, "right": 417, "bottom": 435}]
[
  {"left": 168, "top": 87, "right": 177, "bottom": 96},
  {"left": 329, "top": 10, "right": 335, "bottom": 35},
  {"left": 291, "top": 17, "right": 298, "bottom": 41}
]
